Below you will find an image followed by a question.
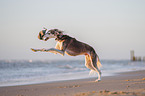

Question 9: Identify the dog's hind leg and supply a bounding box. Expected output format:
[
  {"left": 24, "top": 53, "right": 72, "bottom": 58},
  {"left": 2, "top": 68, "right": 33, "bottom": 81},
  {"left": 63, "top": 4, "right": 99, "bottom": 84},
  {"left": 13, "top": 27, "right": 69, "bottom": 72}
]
[
  {"left": 85, "top": 54, "right": 101, "bottom": 82},
  {"left": 85, "top": 55, "right": 96, "bottom": 73}
]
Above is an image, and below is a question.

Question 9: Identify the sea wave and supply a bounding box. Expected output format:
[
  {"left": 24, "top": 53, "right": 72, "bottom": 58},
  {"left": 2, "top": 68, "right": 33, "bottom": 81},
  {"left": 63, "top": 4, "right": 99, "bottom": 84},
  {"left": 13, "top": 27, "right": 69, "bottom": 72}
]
[{"left": 0, "top": 60, "right": 145, "bottom": 86}]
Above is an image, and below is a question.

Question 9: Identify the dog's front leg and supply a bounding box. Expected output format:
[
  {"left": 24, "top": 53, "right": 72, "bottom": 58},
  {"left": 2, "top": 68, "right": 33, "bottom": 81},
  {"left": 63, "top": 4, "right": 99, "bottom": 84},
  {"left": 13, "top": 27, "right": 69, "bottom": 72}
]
[
  {"left": 43, "top": 48, "right": 65, "bottom": 56},
  {"left": 31, "top": 48, "right": 52, "bottom": 52},
  {"left": 31, "top": 48, "right": 45, "bottom": 52},
  {"left": 31, "top": 48, "right": 64, "bottom": 56}
]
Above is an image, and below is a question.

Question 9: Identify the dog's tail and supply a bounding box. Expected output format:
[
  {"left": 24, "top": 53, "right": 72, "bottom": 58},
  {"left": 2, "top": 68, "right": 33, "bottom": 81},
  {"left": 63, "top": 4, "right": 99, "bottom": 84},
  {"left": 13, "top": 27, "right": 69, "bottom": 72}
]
[
  {"left": 97, "top": 56, "right": 102, "bottom": 69},
  {"left": 89, "top": 56, "right": 102, "bottom": 75}
]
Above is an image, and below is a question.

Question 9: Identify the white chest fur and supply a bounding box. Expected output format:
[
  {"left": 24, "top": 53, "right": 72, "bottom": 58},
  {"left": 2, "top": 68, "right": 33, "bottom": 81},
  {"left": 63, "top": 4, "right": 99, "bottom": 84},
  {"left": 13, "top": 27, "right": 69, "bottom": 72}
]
[{"left": 55, "top": 41, "right": 64, "bottom": 50}]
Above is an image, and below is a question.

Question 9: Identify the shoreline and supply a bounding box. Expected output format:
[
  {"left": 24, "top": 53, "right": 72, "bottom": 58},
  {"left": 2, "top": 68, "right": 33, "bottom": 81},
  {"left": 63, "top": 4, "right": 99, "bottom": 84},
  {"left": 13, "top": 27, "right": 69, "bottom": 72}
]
[
  {"left": 1, "top": 59, "right": 145, "bottom": 88},
  {"left": 0, "top": 70, "right": 145, "bottom": 96},
  {"left": 0, "top": 69, "right": 140, "bottom": 87}
]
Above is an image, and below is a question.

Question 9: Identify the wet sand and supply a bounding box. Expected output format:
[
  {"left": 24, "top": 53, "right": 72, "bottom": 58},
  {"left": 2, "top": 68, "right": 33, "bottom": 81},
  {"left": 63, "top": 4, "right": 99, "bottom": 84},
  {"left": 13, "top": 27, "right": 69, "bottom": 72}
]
[{"left": 0, "top": 70, "right": 145, "bottom": 96}]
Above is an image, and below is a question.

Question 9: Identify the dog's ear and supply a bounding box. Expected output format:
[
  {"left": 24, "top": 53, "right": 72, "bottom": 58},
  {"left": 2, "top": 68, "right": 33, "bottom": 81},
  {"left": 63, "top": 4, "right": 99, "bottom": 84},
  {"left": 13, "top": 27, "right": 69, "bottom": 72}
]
[
  {"left": 38, "top": 31, "right": 43, "bottom": 40},
  {"left": 38, "top": 31, "right": 45, "bottom": 40}
]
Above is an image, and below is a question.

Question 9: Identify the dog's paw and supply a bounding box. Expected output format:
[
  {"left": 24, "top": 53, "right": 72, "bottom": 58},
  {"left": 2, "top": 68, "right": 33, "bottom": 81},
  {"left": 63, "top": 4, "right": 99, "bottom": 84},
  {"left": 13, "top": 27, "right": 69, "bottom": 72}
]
[
  {"left": 31, "top": 48, "right": 37, "bottom": 52},
  {"left": 95, "top": 79, "right": 101, "bottom": 82}
]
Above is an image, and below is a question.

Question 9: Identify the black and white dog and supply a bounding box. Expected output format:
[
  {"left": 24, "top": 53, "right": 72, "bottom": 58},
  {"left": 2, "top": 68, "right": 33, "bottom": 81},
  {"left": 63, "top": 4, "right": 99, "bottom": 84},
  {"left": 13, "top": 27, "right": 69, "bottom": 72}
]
[{"left": 31, "top": 28, "right": 102, "bottom": 82}]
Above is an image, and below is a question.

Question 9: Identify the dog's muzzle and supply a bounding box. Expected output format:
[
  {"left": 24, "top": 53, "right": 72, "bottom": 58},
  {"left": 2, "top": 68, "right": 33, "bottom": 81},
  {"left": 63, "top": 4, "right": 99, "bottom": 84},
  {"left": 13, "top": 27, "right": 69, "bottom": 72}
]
[{"left": 38, "top": 34, "right": 49, "bottom": 41}]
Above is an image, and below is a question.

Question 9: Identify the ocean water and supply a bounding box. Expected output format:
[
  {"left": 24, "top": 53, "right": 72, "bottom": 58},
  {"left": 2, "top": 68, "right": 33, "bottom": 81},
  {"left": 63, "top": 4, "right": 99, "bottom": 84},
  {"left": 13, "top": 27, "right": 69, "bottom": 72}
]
[{"left": 0, "top": 59, "right": 145, "bottom": 87}]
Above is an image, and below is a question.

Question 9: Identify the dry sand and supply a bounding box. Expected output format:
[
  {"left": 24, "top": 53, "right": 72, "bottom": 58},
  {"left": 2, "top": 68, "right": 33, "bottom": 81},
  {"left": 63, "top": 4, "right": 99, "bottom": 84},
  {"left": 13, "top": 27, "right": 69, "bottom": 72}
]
[{"left": 0, "top": 70, "right": 145, "bottom": 96}]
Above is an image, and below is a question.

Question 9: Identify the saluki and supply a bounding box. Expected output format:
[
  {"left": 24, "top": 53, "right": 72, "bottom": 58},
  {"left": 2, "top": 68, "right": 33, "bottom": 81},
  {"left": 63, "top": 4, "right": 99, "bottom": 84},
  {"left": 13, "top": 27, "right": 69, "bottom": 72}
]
[{"left": 31, "top": 28, "right": 102, "bottom": 82}]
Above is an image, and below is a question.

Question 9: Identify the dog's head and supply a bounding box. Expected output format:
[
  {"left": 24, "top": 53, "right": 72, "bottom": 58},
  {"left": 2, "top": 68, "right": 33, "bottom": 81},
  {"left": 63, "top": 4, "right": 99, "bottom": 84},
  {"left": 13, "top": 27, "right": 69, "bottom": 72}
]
[
  {"left": 38, "top": 28, "right": 47, "bottom": 40},
  {"left": 38, "top": 28, "right": 63, "bottom": 41}
]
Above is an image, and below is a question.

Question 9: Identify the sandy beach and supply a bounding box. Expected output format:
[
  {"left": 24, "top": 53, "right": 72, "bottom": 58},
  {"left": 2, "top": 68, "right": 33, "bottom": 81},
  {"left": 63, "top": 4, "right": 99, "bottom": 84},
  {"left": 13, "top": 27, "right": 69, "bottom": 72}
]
[{"left": 0, "top": 70, "right": 145, "bottom": 96}]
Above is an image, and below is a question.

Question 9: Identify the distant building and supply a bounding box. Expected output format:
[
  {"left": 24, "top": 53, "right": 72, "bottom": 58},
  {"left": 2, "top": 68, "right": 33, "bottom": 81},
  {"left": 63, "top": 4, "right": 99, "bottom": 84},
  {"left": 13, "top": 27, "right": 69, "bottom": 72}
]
[
  {"left": 130, "top": 50, "right": 144, "bottom": 61},
  {"left": 130, "top": 50, "right": 136, "bottom": 61}
]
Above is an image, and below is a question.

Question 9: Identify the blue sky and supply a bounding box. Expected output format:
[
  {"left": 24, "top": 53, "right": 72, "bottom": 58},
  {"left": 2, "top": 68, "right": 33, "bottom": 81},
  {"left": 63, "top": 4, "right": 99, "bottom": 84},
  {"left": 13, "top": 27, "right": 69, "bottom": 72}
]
[{"left": 0, "top": 0, "right": 145, "bottom": 60}]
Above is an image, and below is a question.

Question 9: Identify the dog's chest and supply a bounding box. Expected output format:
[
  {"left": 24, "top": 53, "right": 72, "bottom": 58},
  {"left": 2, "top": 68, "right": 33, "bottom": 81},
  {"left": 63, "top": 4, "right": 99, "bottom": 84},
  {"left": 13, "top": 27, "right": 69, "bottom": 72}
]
[{"left": 55, "top": 41, "right": 64, "bottom": 50}]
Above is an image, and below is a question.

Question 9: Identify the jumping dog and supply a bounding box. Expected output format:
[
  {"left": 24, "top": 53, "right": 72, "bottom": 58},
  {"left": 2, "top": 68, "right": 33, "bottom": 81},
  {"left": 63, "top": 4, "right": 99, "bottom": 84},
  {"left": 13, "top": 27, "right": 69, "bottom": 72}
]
[{"left": 31, "top": 28, "right": 102, "bottom": 82}]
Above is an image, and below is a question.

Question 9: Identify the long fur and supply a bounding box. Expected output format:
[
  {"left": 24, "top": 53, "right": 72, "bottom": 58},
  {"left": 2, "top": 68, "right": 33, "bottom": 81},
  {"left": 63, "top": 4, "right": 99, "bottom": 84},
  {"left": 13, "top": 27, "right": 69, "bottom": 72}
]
[
  {"left": 89, "top": 57, "right": 102, "bottom": 75},
  {"left": 97, "top": 57, "right": 102, "bottom": 69}
]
